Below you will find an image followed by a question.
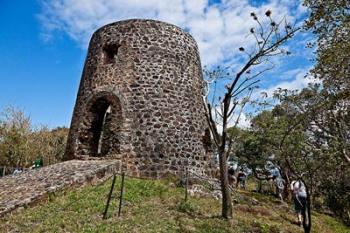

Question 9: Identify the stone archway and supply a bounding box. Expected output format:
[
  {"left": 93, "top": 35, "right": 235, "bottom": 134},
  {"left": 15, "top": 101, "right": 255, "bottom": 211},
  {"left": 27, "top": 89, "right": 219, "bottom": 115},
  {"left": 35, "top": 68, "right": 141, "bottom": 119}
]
[{"left": 77, "top": 93, "right": 123, "bottom": 157}]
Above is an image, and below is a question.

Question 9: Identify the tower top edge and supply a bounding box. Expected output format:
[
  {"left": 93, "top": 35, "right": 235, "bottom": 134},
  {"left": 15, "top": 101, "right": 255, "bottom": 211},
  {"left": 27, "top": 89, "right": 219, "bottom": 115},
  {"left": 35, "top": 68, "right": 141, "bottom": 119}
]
[{"left": 93, "top": 19, "right": 196, "bottom": 43}]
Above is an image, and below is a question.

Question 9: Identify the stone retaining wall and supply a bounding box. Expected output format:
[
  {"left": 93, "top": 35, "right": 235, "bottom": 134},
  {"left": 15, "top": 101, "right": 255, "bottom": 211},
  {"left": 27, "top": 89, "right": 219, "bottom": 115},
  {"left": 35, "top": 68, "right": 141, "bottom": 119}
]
[{"left": 0, "top": 160, "right": 120, "bottom": 216}]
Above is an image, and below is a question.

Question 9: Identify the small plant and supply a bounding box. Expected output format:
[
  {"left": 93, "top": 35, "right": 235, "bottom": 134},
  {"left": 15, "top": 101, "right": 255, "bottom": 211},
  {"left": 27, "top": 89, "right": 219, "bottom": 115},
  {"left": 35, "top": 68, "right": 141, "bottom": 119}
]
[
  {"left": 260, "top": 223, "right": 270, "bottom": 233},
  {"left": 177, "top": 200, "right": 198, "bottom": 214}
]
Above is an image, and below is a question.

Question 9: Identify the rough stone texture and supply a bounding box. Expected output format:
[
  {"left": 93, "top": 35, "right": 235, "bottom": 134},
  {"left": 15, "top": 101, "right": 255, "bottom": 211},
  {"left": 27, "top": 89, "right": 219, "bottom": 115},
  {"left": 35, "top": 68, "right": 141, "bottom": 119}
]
[
  {"left": 0, "top": 160, "right": 120, "bottom": 216},
  {"left": 65, "top": 19, "right": 213, "bottom": 178}
]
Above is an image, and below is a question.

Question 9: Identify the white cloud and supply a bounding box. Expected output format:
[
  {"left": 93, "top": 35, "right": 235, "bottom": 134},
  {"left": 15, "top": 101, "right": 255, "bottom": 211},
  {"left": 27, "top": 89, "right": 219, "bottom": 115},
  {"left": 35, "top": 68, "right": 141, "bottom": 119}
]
[
  {"left": 234, "top": 112, "right": 251, "bottom": 129},
  {"left": 212, "top": 100, "right": 251, "bottom": 133},
  {"left": 255, "top": 67, "right": 318, "bottom": 99},
  {"left": 215, "top": 111, "right": 251, "bottom": 132},
  {"left": 38, "top": 0, "right": 306, "bottom": 67},
  {"left": 39, "top": 0, "right": 313, "bottom": 124}
]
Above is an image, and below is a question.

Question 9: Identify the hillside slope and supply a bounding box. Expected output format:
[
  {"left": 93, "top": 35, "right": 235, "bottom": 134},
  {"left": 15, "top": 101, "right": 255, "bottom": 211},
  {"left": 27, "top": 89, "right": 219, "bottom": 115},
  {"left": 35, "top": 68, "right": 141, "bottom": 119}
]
[{"left": 0, "top": 175, "right": 348, "bottom": 233}]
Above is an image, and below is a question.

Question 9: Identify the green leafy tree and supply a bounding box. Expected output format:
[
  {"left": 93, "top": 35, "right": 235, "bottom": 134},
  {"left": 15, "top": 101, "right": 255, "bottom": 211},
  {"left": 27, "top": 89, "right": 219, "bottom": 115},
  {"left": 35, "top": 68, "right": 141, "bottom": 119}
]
[
  {"left": 0, "top": 106, "right": 69, "bottom": 174},
  {"left": 298, "top": 1, "right": 350, "bottom": 225},
  {"left": 0, "top": 106, "right": 31, "bottom": 171},
  {"left": 273, "top": 86, "right": 350, "bottom": 231},
  {"left": 304, "top": 0, "right": 350, "bottom": 164}
]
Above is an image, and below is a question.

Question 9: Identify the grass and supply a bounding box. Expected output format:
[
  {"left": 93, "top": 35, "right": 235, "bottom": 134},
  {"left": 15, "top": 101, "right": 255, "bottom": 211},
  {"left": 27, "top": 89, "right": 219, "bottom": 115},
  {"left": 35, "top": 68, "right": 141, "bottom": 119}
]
[{"left": 1, "top": 176, "right": 349, "bottom": 233}]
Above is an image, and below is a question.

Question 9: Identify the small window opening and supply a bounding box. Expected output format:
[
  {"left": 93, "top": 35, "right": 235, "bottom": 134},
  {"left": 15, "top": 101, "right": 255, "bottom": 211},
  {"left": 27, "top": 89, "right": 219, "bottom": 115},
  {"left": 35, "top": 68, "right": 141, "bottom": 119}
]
[{"left": 103, "top": 44, "right": 120, "bottom": 64}]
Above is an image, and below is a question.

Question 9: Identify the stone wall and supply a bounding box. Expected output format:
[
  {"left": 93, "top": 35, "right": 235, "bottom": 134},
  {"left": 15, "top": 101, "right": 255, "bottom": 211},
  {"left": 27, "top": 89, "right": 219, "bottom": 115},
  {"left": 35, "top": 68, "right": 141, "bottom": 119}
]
[
  {"left": 0, "top": 160, "right": 120, "bottom": 216},
  {"left": 65, "top": 19, "right": 213, "bottom": 178}
]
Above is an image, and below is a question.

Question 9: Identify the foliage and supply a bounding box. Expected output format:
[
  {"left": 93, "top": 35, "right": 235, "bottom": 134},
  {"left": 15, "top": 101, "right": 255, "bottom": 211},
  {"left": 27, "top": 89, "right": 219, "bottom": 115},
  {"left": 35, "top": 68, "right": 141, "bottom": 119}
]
[
  {"left": 304, "top": 0, "right": 350, "bottom": 92},
  {"left": 303, "top": 0, "right": 350, "bottom": 164},
  {"left": 237, "top": 85, "right": 350, "bottom": 228},
  {"left": 0, "top": 106, "right": 31, "bottom": 169},
  {"left": 0, "top": 106, "right": 68, "bottom": 173},
  {"left": 299, "top": 1, "right": 350, "bottom": 226}
]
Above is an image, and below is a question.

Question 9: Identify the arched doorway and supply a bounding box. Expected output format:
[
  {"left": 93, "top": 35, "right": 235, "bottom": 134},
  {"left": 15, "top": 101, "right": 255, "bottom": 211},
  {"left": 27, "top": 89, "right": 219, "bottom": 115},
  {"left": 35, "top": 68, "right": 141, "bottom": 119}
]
[{"left": 77, "top": 93, "right": 123, "bottom": 157}]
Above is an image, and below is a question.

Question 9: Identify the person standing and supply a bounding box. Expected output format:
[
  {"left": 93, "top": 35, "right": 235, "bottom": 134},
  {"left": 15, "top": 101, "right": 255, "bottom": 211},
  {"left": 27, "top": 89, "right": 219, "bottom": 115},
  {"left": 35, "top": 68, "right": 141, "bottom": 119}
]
[
  {"left": 290, "top": 179, "right": 307, "bottom": 225},
  {"left": 236, "top": 169, "right": 247, "bottom": 189},
  {"left": 13, "top": 167, "right": 22, "bottom": 175},
  {"left": 271, "top": 167, "right": 285, "bottom": 201}
]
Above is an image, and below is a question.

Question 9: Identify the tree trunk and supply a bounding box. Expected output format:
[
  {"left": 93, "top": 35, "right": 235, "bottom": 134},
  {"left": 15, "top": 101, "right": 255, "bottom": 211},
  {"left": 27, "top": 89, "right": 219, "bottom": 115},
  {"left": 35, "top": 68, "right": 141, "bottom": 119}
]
[
  {"left": 282, "top": 170, "right": 290, "bottom": 200},
  {"left": 302, "top": 186, "right": 312, "bottom": 233},
  {"left": 219, "top": 150, "right": 232, "bottom": 219},
  {"left": 257, "top": 180, "right": 262, "bottom": 193}
]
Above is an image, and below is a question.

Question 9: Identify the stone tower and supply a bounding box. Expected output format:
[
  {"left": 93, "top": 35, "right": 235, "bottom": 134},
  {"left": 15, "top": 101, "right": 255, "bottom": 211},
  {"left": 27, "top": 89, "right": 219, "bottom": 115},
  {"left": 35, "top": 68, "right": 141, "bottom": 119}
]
[{"left": 64, "top": 19, "right": 212, "bottom": 177}]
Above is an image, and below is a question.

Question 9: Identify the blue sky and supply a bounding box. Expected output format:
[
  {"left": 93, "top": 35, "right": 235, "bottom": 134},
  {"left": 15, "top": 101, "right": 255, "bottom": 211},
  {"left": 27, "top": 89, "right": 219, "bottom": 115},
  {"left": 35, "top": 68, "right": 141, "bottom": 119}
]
[
  {"left": 0, "top": 1, "right": 85, "bottom": 127},
  {"left": 0, "top": 0, "right": 313, "bottom": 128}
]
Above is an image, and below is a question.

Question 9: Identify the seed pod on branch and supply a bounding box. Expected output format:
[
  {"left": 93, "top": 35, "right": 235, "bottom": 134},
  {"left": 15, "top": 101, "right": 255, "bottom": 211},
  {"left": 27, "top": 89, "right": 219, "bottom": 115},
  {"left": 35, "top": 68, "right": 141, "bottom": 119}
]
[{"left": 265, "top": 10, "right": 272, "bottom": 17}]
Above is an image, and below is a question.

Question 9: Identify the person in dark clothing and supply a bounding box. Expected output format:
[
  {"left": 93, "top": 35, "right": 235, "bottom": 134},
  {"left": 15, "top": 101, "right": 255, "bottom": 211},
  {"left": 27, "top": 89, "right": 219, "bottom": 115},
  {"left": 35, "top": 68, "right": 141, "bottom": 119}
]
[
  {"left": 228, "top": 167, "right": 236, "bottom": 188},
  {"left": 290, "top": 180, "right": 307, "bottom": 226},
  {"left": 236, "top": 169, "right": 247, "bottom": 189}
]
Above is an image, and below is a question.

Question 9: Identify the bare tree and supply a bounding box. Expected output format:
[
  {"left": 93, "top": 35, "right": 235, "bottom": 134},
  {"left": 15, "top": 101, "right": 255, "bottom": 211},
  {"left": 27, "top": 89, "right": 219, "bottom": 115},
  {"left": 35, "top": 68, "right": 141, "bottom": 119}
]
[{"left": 203, "top": 11, "right": 299, "bottom": 218}]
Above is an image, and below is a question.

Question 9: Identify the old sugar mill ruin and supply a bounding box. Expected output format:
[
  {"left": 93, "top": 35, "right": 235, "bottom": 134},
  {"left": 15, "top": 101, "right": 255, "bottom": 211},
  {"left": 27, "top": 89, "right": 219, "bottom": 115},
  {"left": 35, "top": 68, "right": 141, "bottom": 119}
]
[
  {"left": 0, "top": 19, "right": 214, "bottom": 216},
  {"left": 64, "top": 19, "right": 213, "bottom": 178}
]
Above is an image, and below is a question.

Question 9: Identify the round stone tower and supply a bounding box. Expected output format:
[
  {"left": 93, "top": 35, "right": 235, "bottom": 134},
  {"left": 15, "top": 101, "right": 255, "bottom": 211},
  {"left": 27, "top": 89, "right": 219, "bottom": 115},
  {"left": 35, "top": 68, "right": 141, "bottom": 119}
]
[{"left": 64, "top": 19, "right": 212, "bottom": 177}]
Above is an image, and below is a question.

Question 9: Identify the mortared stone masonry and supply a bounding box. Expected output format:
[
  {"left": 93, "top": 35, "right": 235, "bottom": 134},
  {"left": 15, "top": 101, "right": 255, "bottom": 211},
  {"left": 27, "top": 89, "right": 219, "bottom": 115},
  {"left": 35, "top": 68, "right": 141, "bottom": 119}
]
[{"left": 64, "top": 19, "right": 213, "bottom": 178}]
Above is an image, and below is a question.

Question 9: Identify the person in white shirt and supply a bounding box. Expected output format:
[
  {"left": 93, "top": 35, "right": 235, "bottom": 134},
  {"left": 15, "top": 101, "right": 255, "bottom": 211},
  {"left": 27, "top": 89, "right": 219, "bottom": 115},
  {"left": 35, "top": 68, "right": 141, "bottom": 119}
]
[
  {"left": 290, "top": 180, "right": 307, "bottom": 225},
  {"left": 13, "top": 167, "right": 23, "bottom": 175}
]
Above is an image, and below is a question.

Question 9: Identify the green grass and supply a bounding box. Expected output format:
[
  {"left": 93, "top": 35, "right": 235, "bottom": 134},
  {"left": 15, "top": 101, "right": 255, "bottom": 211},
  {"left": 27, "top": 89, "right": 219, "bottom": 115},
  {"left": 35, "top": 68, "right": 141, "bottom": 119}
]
[{"left": 1, "top": 176, "right": 348, "bottom": 233}]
